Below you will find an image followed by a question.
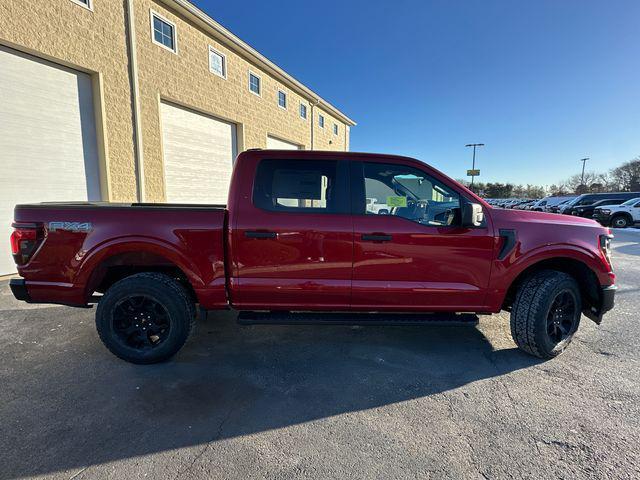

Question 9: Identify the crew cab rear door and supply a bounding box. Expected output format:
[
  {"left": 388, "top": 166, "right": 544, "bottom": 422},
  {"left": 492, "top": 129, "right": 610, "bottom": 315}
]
[
  {"left": 229, "top": 155, "right": 353, "bottom": 310},
  {"left": 350, "top": 159, "right": 495, "bottom": 310}
]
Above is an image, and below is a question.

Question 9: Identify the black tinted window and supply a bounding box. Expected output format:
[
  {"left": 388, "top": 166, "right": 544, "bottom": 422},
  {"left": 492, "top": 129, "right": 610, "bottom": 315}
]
[
  {"left": 575, "top": 196, "right": 597, "bottom": 206},
  {"left": 253, "top": 159, "right": 348, "bottom": 213},
  {"left": 361, "top": 162, "right": 461, "bottom": 226}
]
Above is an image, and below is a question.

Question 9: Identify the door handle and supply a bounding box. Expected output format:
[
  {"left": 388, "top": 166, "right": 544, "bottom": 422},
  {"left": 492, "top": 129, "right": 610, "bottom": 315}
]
[
  {"left": 245, "top": 231, "right": 277, "bottom": 239},
  {"left": 361, "top": 233, "right": 392, "bottom": 242}
]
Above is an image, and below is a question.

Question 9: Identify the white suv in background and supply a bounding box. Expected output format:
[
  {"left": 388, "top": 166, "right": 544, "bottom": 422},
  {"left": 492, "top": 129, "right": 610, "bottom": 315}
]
[{"left": 593, "top": 197, "right": 640, "bottom": 228}]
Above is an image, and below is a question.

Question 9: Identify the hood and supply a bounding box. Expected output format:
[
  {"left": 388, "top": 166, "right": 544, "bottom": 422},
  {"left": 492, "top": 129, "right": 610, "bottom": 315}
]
[
  {"left": 488, "top": 208, "right": 609, "bottom": 259},
  {"left": 595, "top": 204, "right": 626, "bottom": 211},
  {"left": 490, "top": 207, "right": 603, "bottom": 229}
]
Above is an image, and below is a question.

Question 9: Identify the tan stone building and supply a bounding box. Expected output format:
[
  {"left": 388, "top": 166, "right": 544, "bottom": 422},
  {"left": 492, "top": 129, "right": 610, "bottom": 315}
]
[{"left": 0, "top": 0, "right": 355, "bottom": 273}]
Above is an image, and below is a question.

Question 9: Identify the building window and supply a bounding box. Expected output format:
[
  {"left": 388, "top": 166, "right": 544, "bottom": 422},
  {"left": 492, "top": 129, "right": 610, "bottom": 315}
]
[
  {"left": 70, "top": 0, "right": 92, "bottom": 10},
  {"left": 208, "top": 47, "right": 226, "bottom": 78},
  {"left": 300, "top": 103, "right": 307, "bottom": 119},
  {"left": 318, "top": 114, "right": 325, "bottom": 128},
  {"left": 151, "top": 11, "right": 177, "bottom": 53},
  {"left": 333, "top": 123, "right": 339, "bottom": 135},
  {"left": 278, "top": 90, "right": 287, "bottom": 109},
  {"left": 249, "top": 72, "right": 261, "bottom": 96}
]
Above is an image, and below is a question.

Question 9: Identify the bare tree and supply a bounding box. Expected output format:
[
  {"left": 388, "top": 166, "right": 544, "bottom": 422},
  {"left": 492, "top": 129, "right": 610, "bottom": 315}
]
[
  {"left": 562, "top": 171, "right": 599, "bottom": 193},
  {"left": 596, "top": 171, "right": 620, "bottom": 192},
  {"left": 611, "top": 158, "right": 640, "bottom": 191}
]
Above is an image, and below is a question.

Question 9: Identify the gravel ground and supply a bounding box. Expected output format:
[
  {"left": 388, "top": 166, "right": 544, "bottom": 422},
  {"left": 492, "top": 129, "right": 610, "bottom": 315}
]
[{"left": 0, "top": 230, "right": 639, "bottom": 479}]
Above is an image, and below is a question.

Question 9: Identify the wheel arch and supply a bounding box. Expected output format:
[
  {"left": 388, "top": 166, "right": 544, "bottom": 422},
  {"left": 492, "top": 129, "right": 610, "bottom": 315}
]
[
  {"left": 610, "top": 211, "right": 633, "bottom": 225},
  {"left": 78, "top": 239, "right": 203, "bottom": 304},
  {"left": 502, "top": 256, "right": 601, "bottom": 318}
]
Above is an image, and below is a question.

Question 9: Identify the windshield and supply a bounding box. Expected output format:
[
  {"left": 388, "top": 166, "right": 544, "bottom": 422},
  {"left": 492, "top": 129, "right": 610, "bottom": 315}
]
[
  {"left": 392, "top": 174, "right": 454, "bottom": 202},
  {"left": 566, "top": 196, "right": 590, "bottom": 206},
  {"left": 621, "top": 197, "right": 640, "bottom": 206}
]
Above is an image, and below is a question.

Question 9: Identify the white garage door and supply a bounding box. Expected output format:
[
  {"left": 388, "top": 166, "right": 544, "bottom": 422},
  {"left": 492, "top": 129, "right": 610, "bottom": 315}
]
[
  {"left": 0, "top": 46, "right": 101, "bottom": 275},
  {"left": 267, "top": 135, "right": 302, "bottom": 150},
  {"left": 161, "top": 102, "right": 237, "bottom": 204}
]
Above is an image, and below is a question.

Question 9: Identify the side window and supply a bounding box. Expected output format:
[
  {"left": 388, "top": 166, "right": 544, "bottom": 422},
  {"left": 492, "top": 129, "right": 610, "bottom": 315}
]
[
  {"left": 253, "top": 159, "right": 348, "bottom": 214},
  {"left": 362, "top": 162, "right": 461, "bottom": 226}
]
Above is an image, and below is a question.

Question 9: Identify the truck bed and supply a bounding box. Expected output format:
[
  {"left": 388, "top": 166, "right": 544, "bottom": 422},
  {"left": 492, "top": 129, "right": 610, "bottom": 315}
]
[{"left": 13, "top": 202, "right": 229, "bottom": 308}]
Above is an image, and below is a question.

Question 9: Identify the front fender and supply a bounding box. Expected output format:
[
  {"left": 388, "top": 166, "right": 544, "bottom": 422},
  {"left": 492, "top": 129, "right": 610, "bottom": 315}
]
[{"left": 486, "top": 242, "right": 612, "bottom": 311}]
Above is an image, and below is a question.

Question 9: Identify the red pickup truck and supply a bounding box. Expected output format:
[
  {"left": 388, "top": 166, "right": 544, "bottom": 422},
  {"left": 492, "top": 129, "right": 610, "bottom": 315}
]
[{"left": 9, "top": 150, "right": 616, "bottom": 363}]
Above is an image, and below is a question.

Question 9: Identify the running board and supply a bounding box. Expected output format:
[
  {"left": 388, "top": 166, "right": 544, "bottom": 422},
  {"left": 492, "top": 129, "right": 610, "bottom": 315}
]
[{"left": 237, "top": 311, "right": 479, "bottom": 326}]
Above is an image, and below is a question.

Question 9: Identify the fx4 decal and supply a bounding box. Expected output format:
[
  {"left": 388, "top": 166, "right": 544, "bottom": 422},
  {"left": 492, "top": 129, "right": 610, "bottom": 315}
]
[{"left": 48, "top": 222, "right": 93, "bottom": 233}]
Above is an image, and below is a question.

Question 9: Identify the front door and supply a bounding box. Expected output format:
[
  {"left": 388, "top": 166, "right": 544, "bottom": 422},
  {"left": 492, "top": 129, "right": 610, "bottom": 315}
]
[
  {"left": 351, "top": 160, "right": 495, "bottom": 311},
  {"left": 231, "top": 157, "right": 353, "bottom": 310}
]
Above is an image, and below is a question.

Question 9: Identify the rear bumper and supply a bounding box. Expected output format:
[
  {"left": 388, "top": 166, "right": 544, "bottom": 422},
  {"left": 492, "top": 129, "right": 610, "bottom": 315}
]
[
  {"left": 9, "top": 279, "right": 90, "bottom": 307},
  {"left": 10, "top": 278, "right": 31, "bottom": 303},
  {"left": 584, "top": 284, "right": 617, "bottom": 324}
]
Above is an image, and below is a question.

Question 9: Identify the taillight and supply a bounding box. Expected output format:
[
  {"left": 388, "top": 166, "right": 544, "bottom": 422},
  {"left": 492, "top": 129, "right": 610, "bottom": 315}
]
[{"left": 10, "top": 223, "right": 44, "bottom": 265}]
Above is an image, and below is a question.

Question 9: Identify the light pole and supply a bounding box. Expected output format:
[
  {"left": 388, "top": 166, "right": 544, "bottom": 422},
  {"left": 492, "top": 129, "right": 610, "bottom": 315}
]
[
  {"left": 579, "top": 157, "right": 589, "bottom": 188},
  {"left": 465, "top": 143, "right": 484, "bottom": 188}
]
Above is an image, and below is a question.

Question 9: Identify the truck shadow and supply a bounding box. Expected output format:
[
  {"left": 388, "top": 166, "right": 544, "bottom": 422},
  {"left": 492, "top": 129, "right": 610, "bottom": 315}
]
[{"left": 0, "top": 308, "right": 542, "bottom": 479}]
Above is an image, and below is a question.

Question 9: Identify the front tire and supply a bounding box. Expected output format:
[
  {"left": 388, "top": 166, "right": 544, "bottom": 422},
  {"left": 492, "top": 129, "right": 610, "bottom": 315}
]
[
  {"left": 611, "top": 214, "right": 630, "bottom": 228},
  {"left": 96, "top": 272, "right": 195, "bottom": 364},
  {"left": 510, "top": 270, "right": 581, "bottom": 359}
]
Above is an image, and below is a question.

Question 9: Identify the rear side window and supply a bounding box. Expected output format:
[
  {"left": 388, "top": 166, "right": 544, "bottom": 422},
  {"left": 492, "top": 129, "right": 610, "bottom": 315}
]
[{"left": 253, "top": 159, "right": 349, "bottom": 213}]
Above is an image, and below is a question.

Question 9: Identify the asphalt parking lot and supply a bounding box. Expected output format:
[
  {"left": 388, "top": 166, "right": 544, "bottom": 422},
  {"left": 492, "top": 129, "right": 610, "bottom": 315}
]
[{"left": 1, "top": 230, "right": 639, "bottom": 480}]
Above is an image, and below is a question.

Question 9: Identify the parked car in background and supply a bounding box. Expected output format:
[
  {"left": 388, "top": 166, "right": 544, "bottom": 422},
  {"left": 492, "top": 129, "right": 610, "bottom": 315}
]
[
  {"left": 593, "top": 197, "right": 640, "bottom": 228},
  {"left": 566, "top": 198, "right": 628, "bottom": 218},
  {"left": 515, "top": 200, "right": 537, "bottom": 210},
  {"left": 502, "top": 199, "right": 521, "bottom": 209},
  {"left": 9, "top": 149, "right": 616, "bottom": 363},
  {"left": 558, "top": 192, "right": 640, "bottom": 215},
  {"left": 366, "top": 198, "right": 390, "bottom": 215},
  {"left": 548, "top": 198, "right": 576, "bottom": 213},
  {"left": 535, "top": 196, "right": 576, "bottom": 212}
]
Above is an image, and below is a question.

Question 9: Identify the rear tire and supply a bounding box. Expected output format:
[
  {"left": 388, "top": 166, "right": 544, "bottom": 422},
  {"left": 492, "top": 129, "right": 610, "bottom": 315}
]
[
  {"left": 96, "top": 272, "right": 196, "bottom": 364},
  {"left": 510, "top": 270, "right": 581, "bottom": 359},
  {"left": 610, "top": 214, "right": 630, "bottom": 228}
]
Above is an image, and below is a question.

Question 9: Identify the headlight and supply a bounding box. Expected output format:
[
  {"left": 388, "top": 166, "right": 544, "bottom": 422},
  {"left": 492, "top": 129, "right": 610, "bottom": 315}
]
[
  {"left": 600, "top": 209, "right": 611, "bottom": 215},
  {"left": 600, "top": 233, "right": 613, "bottom": 268}
]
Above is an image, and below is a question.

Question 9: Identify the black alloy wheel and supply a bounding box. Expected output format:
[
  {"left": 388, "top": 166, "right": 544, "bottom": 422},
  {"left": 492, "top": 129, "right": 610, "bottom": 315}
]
[
  {"left": 546, "top": 290, "right": 578, "bottom": 344},
  {"left": 112, "top": 295, "right": 171, "bottom": 350}
]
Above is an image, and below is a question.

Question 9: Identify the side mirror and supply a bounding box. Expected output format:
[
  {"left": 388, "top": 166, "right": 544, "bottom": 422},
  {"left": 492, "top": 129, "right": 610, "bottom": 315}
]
[{"left": 462, "top": 202, "right": 484, "bottom": 227}]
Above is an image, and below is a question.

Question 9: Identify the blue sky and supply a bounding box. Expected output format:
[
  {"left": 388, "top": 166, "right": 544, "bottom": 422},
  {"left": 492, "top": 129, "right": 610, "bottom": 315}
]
[{"left": 196, "top": 0, "right": 640, "bottom": 186}]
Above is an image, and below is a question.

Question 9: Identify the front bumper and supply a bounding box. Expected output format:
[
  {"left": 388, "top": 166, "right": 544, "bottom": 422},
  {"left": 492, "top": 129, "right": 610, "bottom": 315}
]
[
  {"left": 9, "top": 278, "right": 31, "bottom": 303},
  {"left": 584, "top": 284, "right": 617, "bottom": 324},
  {"left": 592, "top": 212, "right": 612, "bottom": 225}
]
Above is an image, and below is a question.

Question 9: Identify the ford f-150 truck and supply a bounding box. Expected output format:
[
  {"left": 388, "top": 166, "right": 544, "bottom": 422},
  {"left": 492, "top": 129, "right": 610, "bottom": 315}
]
[{"left": 9, "top": 150, "right": 616, "bottom": 363}]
